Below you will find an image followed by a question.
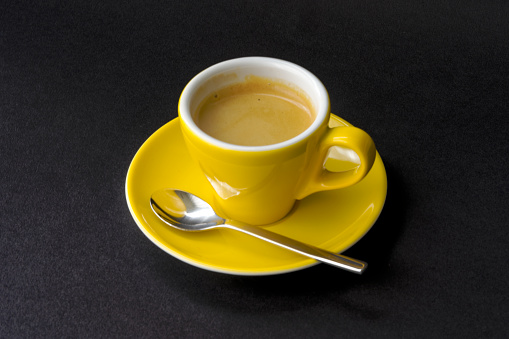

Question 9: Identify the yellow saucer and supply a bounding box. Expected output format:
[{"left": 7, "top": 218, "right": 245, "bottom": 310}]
[{"left": 125, "top": 115, "right": 387, "bottom": 275}]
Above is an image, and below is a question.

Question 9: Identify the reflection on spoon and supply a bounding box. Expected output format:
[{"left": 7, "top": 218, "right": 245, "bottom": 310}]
[{"left": 150, "top": 188, "right": 367, "bottom": 274}]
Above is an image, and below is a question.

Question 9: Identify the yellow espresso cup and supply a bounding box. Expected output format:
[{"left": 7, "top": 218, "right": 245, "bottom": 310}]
[{"left": 178, "top": 57, "right": 376, "bottom": 225}]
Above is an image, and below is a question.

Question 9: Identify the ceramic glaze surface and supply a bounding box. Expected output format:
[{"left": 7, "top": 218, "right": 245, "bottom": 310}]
[{"left": 125, "top": 115, "right": 387, "bottom": 275}]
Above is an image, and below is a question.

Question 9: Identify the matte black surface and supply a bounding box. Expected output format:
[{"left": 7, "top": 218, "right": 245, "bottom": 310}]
[{"left": 2, "top": 1, "right": 508, "bottom": 337}]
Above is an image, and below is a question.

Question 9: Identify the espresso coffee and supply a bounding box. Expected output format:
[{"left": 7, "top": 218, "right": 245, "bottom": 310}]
[{"left": 193, "top": 76, "right": 316, "bottom": 146}]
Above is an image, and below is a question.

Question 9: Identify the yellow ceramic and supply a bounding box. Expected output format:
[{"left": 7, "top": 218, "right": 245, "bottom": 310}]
[
  {"left": 125, "top": 114, "right": 387, "bottom": 276},
  {"left": 178, "top": 57, "right": 377, "bottom": 225}
]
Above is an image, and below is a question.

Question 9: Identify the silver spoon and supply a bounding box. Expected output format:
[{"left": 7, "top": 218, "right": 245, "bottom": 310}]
[{"left": 150, "top": 188, "right": 367, "bottom": 274}]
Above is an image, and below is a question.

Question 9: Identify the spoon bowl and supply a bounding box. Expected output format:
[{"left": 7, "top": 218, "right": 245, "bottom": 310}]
[
  {"left": 151, "top": 189, "right": 225, "bottom": 229},
  {"left": 150, "top": 188, "right": 367, "bottom": 274}
]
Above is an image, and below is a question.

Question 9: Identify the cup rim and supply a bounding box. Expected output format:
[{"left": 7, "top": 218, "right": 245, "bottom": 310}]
[{"left": 178, "top": 57, "right": 329, "bottom": 152}]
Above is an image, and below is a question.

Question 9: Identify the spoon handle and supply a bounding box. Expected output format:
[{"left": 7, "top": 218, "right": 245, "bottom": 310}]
[{"left": 224, "top": 222, "right": 367, "bottom": 274}]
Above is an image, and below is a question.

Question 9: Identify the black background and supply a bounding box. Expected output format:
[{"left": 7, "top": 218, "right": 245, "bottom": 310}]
[{"left": 2, "top": 1, "right": 508, "bottom": 337}]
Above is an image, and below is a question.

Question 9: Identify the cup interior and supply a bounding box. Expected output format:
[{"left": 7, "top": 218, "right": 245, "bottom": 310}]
[{"left": 179, "top": 57, "right": 329, "bottom": 151}]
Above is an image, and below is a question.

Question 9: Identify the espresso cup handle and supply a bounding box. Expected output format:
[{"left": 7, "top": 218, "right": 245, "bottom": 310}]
[{"left": 296, "top": 126, "right": 376, "bottom": 199}]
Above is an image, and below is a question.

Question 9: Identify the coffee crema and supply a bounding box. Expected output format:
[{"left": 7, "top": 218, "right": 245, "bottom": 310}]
[{"left": 193, "top": 76, "right": 316, "bottom": 146}]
